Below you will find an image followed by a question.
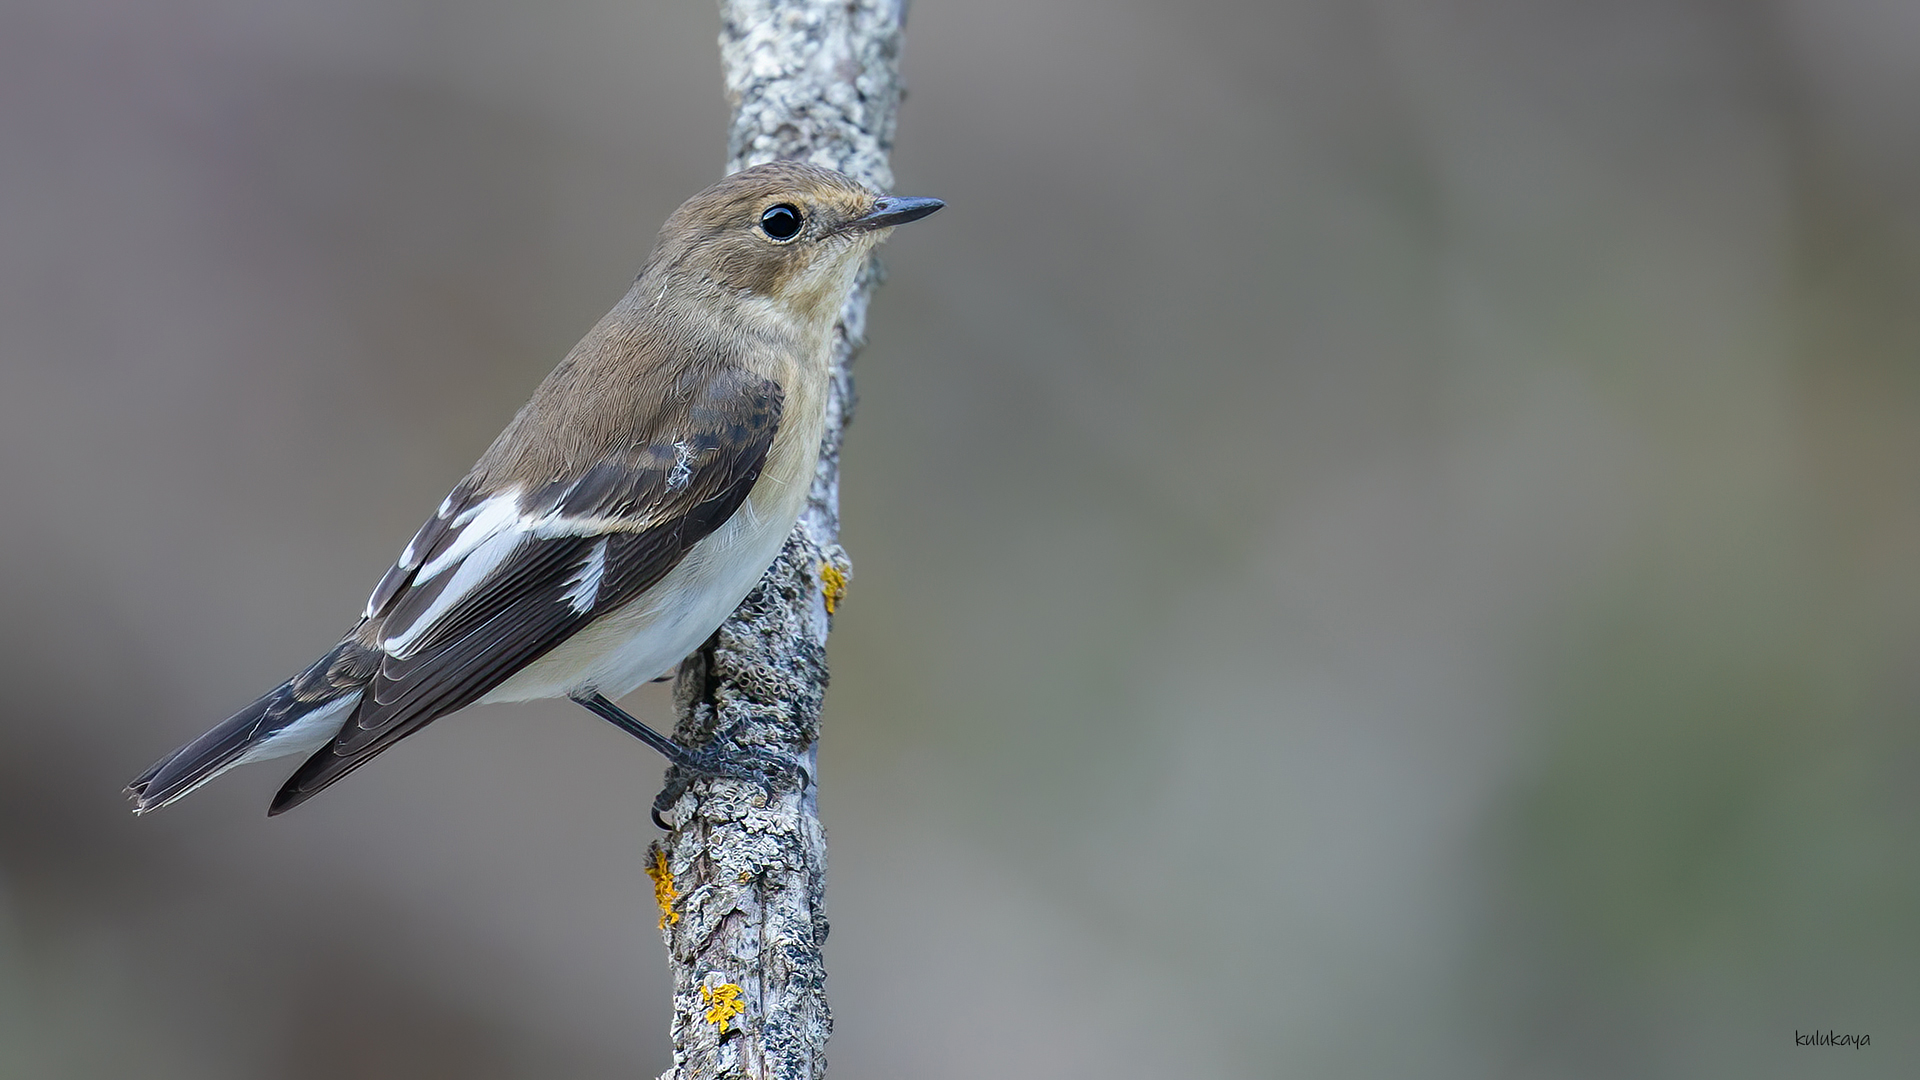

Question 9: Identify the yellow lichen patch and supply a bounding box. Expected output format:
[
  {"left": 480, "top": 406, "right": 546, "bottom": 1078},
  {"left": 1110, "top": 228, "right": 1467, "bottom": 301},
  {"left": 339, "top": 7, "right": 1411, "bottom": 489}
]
[
  {"left": 819, "top": 562, "right": 848, "bottom": 615},
  {"left": 647, "top": 849, "right": 680, "bottom": 928},
  {"left": 701, "top": 983, "right": 746, "bottom": 1035}
]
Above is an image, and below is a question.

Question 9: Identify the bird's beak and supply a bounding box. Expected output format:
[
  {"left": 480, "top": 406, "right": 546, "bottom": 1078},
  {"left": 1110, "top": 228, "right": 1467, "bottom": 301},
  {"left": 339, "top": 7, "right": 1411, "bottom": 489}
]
[{"left": 850, "top": 196, "right": 944, "bottom": 231}]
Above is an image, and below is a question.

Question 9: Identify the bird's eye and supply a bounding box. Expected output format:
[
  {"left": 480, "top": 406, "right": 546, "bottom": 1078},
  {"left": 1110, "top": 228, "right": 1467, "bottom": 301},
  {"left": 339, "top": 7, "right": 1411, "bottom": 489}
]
[{"left": 760, "top": 204, "right": 803, "bottom": 241}]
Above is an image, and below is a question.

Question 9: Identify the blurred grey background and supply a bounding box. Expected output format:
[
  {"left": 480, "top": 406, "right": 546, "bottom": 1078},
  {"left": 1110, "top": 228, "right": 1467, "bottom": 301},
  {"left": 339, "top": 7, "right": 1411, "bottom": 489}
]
[{"left": 1, "top": 0, "right": 1916, "bottom": 1076}]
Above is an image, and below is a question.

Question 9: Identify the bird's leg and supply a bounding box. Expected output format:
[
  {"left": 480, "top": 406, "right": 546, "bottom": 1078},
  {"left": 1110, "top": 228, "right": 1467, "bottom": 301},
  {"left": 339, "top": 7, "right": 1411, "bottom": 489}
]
[
  {"left": 570, "top": 692, "right": 808, "bottom": 828},
  {"left": 573, "top": 692, "right": 689, "bottom": 760}
]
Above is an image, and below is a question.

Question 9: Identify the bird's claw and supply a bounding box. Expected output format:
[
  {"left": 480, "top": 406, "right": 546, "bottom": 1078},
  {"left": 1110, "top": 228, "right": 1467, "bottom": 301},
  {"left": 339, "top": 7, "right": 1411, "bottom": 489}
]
[
  {"left": 571, "top": 693, "right": 806, "bottom": 827},
  {"left": 649, "top": 724, "right": 811, "bottom": 829}
]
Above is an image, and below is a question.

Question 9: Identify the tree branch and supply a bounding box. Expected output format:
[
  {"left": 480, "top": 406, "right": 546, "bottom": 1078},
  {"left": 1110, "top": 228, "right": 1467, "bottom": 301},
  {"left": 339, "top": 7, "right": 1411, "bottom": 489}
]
[{"left": 646, "top": 2, "right": 908, "bottom": 1077}]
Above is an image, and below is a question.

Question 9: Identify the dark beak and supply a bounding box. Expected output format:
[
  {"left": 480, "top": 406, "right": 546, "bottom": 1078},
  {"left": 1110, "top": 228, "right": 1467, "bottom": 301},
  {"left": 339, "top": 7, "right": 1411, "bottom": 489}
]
[{"left": 852, "top": 196, "right": 945, "bottom": 230}]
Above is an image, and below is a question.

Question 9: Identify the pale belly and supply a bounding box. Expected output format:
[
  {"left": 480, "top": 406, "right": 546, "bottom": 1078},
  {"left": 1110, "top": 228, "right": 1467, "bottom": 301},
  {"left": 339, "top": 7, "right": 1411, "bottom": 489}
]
[{"left": 477, "top": 477, "right": 809, "bottom": 704}]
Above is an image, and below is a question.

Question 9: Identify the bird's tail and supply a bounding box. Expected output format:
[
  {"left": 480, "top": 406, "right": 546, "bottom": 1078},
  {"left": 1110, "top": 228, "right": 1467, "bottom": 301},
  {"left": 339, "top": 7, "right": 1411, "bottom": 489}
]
[{"left": 127, "top": 654, "right": 366, "bottom": 814}]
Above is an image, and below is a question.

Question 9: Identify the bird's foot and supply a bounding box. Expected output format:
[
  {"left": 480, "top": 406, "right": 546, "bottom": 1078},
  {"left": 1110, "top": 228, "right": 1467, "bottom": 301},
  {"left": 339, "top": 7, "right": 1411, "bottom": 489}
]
[
  {"left": 570, "top": 693, "right": 809, "bottom": 829},
  {"left": 650, "top": 721, "right": 810, "bottom": 829}
]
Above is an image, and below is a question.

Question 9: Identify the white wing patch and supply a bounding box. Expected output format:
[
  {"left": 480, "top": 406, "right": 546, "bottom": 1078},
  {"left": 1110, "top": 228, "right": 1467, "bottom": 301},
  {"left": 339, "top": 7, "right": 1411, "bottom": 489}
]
[
  {"left": 370, "top": 427, "right": 752, "bottom": 659},
  {"left": 373, "top": 484, "right": 653, "bottom": 660},
  {"left": 417, "top": 490, "right": 524, "bottom": 583},
  {"left": 382, "top": 524, "right": 526, "bottom": 659},
  {"left": 563, "top": 538, "right": 609, "bottom": 614},
  {"left": 365, "top": 487, "right": 522, "bottom": 619}
]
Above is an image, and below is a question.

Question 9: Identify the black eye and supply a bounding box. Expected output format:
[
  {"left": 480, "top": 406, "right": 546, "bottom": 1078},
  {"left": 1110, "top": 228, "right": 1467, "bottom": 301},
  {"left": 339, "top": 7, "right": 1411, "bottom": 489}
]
[{"left": 760, "top": 203, "right": 803, "bottom": 241}]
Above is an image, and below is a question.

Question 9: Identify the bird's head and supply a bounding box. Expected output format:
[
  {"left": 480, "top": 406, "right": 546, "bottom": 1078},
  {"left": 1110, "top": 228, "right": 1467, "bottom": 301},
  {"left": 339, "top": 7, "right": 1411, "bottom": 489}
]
[{"left": 644, "top": 160, "right": 943, "bottom": 328}]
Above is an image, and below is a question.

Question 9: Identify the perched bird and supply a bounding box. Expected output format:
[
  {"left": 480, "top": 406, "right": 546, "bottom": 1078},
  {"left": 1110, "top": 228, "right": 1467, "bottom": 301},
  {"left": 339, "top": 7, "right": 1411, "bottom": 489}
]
[{"left": 127, "top": 160, "right": 941, "bottom": 818}]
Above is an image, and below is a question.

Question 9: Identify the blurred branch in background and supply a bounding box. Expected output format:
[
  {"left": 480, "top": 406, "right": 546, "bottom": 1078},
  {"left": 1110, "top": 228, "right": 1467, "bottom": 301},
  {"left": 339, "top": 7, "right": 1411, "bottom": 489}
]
[{"left": 646, "top": 2, "right": 906, "bottom": 1077}]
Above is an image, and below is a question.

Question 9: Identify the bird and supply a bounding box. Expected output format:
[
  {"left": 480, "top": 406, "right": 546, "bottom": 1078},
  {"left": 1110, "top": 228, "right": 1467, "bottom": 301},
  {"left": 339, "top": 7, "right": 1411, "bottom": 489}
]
[{"left": 126, "top": 160, "right": 942, "bottom": 819}]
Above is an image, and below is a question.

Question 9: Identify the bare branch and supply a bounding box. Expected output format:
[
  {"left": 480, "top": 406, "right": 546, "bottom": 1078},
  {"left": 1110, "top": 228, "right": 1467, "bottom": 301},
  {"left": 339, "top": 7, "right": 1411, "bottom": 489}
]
[{"left": 647, "top": 3, "right": 909, "bottom": 1077}]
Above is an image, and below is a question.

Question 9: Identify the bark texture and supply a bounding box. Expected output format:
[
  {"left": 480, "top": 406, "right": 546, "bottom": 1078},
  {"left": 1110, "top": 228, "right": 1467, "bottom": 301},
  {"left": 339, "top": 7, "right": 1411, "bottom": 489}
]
[{"left": 647, "top": 3, "right": 908, "bottom": 1077}]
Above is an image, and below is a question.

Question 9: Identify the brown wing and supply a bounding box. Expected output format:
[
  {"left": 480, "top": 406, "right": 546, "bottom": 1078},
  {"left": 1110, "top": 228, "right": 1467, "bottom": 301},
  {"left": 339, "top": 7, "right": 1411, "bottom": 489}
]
[{"left": 268, "top": 368, "right": 782, "bottom": 814}]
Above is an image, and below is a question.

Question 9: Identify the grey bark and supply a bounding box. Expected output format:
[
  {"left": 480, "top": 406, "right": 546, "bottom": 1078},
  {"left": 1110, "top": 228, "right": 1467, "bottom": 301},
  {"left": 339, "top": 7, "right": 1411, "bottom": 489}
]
[{"left": 645, "top": 3, "right": 909, "bottom": 1078}]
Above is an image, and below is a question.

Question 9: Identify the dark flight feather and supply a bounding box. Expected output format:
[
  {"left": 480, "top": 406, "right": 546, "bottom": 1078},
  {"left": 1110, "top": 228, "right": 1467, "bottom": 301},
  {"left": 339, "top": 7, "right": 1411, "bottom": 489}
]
[{"left": 127, "top": 639, "right": 374, "bottom": 812}]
